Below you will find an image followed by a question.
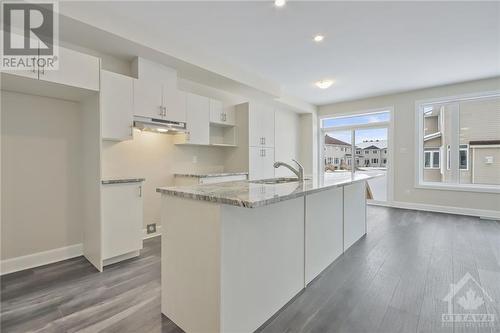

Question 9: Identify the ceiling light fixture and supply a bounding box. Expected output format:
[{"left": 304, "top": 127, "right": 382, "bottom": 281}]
[
  {"left": 313, "top": 35, "right": 324, "bottom": 43},
  {"left": 315, "top": 79, "right": 334, "bottom": 89},
  {"left": 274, "top": 0, "right": 286, "bottom": 8}
]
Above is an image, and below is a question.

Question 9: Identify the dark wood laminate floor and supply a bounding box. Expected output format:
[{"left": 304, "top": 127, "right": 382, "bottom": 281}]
[{"left": 1, "top": 206, "right": 500, "bottom": 333}]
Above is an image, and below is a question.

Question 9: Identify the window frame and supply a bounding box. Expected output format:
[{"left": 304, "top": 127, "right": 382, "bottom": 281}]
[
  {"left": 423, "top": 148, "right": 440, "bottom": 169},
  {"left": 415, "top": 91, "right": 500, "bottom": 193}
]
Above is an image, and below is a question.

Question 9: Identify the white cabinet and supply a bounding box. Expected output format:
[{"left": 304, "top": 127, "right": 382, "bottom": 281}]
[
  {"left": 185, "top": 92, "right": 210, "bottom": 145},
  {"left": 1, "top": 45, "right": 100, "bottom": 91},
  {"left": 39, "top": 47, "right": 100, "bottom": 91},
  {"left": 249, "top": 103, "right": 275, "bottom": 147},
  {"left": 132, "top": 58, "right": 186, "bottom": 122},
  {"left": 210, "top": 99, "right": 235, "bottom": 125},
  {"left": 100, "top": 70, "right": 134, "bottom": 141},
  {"left": 344, "top": 181, "right": 367, "bottom": 250},
  {"left": 305, "top": 188, "right": 344, "bottom": 284},
  {"left": 249, "top": 147, "right": 275, "bottom": 180},
  {"left": 133, "top": 75, "right": 164, "bottom": 119},
  {"left": 101, "top": 182, "right": 144, "bottom": 261}
]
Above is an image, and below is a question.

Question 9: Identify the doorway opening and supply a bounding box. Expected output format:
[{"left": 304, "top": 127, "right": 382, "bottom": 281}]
[{"left": 320, "top": 110, "right": 392, "bottom": 202}]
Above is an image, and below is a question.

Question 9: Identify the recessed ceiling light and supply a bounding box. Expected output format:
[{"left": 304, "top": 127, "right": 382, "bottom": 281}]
[
  {"left": 313, "top": 35, "right": 324, "bottom": 43},
  {"left": 315, "top": 79, "right": 334, "bottom": 89},
  {"left": 274, "top": 0, "right": 286, "bottom": 8}
]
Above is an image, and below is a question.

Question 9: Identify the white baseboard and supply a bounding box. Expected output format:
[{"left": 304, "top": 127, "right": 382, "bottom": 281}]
[
  {"left": 368, "top": 200, "right": 500, "bottom": 220},
  {"left": 0, "top": 243, "right": 83, "bottom": 276},
  {"left": 143, "top": 225, "right": 162, "bottom": 239}
]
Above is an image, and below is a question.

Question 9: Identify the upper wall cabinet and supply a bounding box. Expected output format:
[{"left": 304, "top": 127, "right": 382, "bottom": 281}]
[
  {"left": 39, "top": 47, "right": 100, "bottom": 91},
  {"left": 185, "top": 92, "right": 210, "bottom": 145},
  {"left": 101, "top": 70, "right": 134, "bottom": 141},
  {"left": 132, "top": 58, "right": 186, "bottom": 123},
  {"left": 1, "top": 45, "right": 100, "bottom": 91},
  {"left": 248, "top": 103, "right": 275, "bottom": 148},
  {"left": 210, "top": 99, "right": 235, "bottom": 126}
]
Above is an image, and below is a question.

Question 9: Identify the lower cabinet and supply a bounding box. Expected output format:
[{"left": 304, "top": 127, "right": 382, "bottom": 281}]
[
  {"left": 249, "top": 147, "right": 275, "bottom": 180},
  {"left": 343, "top": 181, "right": 367, "bottom": 249},
  {"left": 101, "top": 182, "right": 144, "bottom": 263}
]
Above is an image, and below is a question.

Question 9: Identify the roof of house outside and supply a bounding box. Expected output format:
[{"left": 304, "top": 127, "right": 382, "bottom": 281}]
[
  {"left": 325, "top": 135, "right": 351, "bottom": 146},
  {"left": 356, "top": 140, "right": 387, "bottom": 150}
]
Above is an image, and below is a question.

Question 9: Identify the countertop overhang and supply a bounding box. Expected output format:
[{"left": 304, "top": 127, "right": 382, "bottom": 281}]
[{"left": 157, "top": 173, "right": 383, "bottom": 208}]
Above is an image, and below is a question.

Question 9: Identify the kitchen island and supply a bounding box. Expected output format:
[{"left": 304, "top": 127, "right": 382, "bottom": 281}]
[{"left": 157, "top": 173, "right": 381, "bottom": 333}]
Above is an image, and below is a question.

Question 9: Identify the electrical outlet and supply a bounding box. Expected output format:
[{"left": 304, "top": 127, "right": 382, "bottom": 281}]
[{"left": 147, "top": 223, "right": 157, "bottom": 234}]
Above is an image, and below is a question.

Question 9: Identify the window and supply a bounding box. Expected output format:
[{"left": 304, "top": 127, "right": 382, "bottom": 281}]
[
  {"left": 383, "top": 158, "right": 387, "bottom": 164},
  {"left": 418, "top": 92, "right": 500, "bottom": 191},
  {"left": 356, "top": 150, "right": 361, "bottom": 154},
  {"left": 459, "top": 144, "right": 469, "bottom": 170},
  {"left": 383, "top": 149, "right": 387, "bottom": 154},
  {"left": 334, "top": 158, "right": 339, "bottom": 164},
  {"left": 322, "top": 111, "right": 390, "bottom": 128},
  {"left": 372, "top": 150, "right": 377, "bottom": 154},
  {"left": 364, "top": 150, "right": 369, "bottom": 155},
  {"left": 372, "top": 158, "right": 378, "bottom": 164},
  {"left": 424, "top": 148, "right": 440, "bottom": 169}
]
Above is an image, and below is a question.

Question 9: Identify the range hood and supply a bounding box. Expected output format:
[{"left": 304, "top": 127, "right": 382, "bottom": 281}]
[{"left": 133, "top": 116, "right": 187, "bottom": 134}]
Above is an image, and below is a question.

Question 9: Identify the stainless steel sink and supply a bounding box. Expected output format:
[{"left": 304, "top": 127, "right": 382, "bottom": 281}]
[{"left": 250, "top": 177, "right": 302, "bottom": 185}]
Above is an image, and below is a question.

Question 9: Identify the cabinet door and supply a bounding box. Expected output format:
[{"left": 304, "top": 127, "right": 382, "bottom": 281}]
[
  {"left": 102, "top": 183, "right": 144, "bottom": 260},
  {"left": 249, "top": 147, "right": 263, "bottom": 180},
  {"left": 209, "top": 99, "right": 224, "bottom": 123},
  {"left": 101, "top": 70, "right": 134, "bottom": 141},
  {"left": 0, "top": 36, "right": 38, "bottom": 79},
  {"left": 39, "top": 47, "right": 100, "bottom": 91},
  {"left": 261, "top": 147, "right": 275, "bottom": 179},
  {"left": 249, "top": 104, "right": 264, "bottom": 147},
  {"left": 249, "top": 147, "right": 274, "bottom": 180},
  {"left": 344, "top": 181, "right": 367, "bottom": 250},
  {"left": 185, "top": 93, "right": 209, "bottom": 145},
  {"left": 249, "top": 104, "right": 274, "bottom": 147},
  {"left": 162, "top": 80, "right": 186, "bottom": 122},
  {"left": 134, "top": 78, "right": 164, "bottom": 119},
  {"left": 263, "top": 108, "right": 275, "bottom": 148}
]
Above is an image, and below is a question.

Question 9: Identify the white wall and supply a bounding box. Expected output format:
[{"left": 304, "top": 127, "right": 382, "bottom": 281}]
[
  {"left": 101, "top": 131, "right": 226, "bottom": 229},
  {"left": 318, "top": 77, "right": 500, "bottom": 212},
  {"left": 1, "top": 91, "right": 83, "bottom": 259}
]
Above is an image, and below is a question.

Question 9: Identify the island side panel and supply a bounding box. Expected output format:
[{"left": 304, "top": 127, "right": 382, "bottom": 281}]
[
  {"left": 219, "top": 197, "right": 305, "bottom": 333},
  {"left": 305, "top": 187, "right": 344, "bottom": 285},
  {"left": 343, "top": 181, "right": 367, "bottom": 250},
  {"left": 161, "top": 195, "right": 221, "bottom": 333}
]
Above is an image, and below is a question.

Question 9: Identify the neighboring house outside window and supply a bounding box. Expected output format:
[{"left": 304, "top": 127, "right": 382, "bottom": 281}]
[{"left": 424, "top": 148, "right": 440, "bottom": 169}]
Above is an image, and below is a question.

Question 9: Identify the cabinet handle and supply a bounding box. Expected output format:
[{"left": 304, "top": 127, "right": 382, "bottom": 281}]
[
  {"left": 163, "top": 107, "right": 167, "bottom": 117},
  {"left": 159, "top": 106, "right": 164, "bottom": 116},
  {"left": 139, "top": 185, "right": 142, "bottom": 197},
  {"left": 263, "top": 137, "right": 266, "bottom": 145},
  {"left": 223, "top": 112, "right": 226, "bottom": 121},
  {"left": 220, "top": 113, "right": 223, "bottom": 122}
]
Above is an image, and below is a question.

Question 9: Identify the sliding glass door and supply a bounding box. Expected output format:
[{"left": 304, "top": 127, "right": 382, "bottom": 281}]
[{"left": 321, "top": 110, "right": 391, "bottom": 202}]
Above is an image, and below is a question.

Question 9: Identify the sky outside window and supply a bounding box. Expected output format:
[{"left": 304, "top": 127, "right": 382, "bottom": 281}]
[{"left": 323, "top": 112, "right": 390, "bottom": 144}]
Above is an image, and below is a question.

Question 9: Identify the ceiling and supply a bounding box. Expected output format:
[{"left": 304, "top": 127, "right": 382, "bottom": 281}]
[{"left": 60, "top": 1, "right": 500, "bottom": 106}]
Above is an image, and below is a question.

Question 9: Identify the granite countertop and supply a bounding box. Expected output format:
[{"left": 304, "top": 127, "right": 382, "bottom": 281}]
[
  {"left": 102, "top": 178, "right": 145, "bottom": 185},
  {"left": 157, "top": 173, "right": 383, "bottom": 208},
  {"left": 174, "top": 172, "right": 248, "bottom": 178}
]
